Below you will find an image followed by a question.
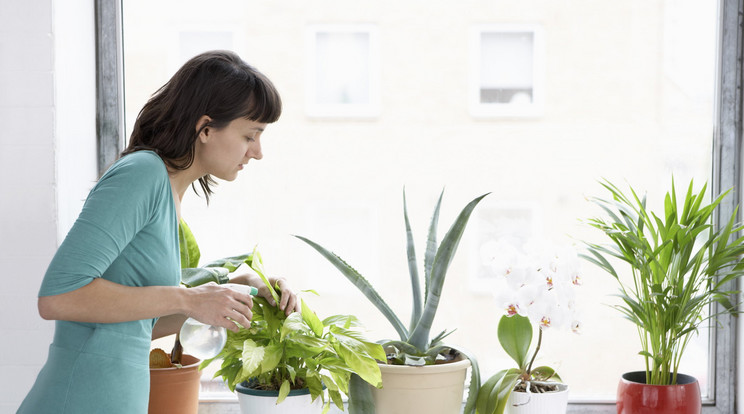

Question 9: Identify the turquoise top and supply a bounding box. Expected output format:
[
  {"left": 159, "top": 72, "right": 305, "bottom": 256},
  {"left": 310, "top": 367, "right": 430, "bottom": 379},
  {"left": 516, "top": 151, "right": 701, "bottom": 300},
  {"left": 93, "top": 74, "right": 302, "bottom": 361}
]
[{"left": 18, "top": 151, "right": 180, "bottom": 414}]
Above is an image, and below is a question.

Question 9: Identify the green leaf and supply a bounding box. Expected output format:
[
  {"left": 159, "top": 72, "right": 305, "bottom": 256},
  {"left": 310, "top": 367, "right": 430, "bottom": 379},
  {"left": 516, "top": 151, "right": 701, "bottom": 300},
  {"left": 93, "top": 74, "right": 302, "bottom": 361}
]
[
  {"left": 178, "top": 219, "right": 201, "bottom": 268},
  {"left": 260, "top": 343, "right": 283, "bottom": 374},
  {"left": 497, "top": 314, "right": 532, "bottom": 369},
  {"left": 277, "top": 380, "right": 291, "bottom": 404},
  {"left": 239, "top": 339, "right": 264, "bottom": 378},
  {"left": 250, "top": 245, "right": 281, "bottom": 305},
  {"left": 180, "top": 267, "right": 229, "bottom": 287},
  {"left": 302, "top": 299, "right": 324, "bottom": 337},
  {"left": 335, "top": 339, "right": 383, "bottom": 388}
]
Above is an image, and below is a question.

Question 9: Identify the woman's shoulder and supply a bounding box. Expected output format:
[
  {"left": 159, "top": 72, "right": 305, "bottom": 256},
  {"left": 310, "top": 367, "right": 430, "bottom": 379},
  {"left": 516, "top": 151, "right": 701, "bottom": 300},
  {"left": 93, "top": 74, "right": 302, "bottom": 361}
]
[{"left": 105, "top": 151, "right": 168, "bottom": 182}]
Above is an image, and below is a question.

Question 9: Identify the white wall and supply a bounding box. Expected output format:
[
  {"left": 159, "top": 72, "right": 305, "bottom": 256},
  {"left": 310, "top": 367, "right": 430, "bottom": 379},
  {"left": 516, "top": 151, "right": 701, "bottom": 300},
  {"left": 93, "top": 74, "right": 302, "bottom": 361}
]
[{"left": 0, "top": 0, "right": 96, "bottom": 412}]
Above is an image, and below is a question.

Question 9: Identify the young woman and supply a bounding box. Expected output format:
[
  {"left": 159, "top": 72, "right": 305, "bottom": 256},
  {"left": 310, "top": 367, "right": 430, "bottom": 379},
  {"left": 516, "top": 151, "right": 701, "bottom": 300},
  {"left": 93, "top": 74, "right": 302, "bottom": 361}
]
[{"left": 17, "top": 50, "right": 300, "bottom": 413}]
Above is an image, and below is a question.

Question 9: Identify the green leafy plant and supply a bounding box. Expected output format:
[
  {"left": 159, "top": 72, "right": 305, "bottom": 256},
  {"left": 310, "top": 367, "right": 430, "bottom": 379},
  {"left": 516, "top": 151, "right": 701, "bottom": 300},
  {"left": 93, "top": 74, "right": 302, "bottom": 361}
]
[
  {"left": 202, "top": 247, "right": 386, "bottom": 413},
  {"left": 476, "top": 315, "right": 562, "bottom": 414},
  {"left": 295, "top": 189, "right": 489, "bottom": 413},
  {"left": 582, "top": 179, "right": 744, "bottom": 385}
]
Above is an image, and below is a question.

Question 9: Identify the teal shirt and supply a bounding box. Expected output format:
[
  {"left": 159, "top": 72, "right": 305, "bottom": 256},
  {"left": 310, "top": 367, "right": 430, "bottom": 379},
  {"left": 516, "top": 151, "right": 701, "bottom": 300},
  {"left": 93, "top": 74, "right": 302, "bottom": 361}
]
[{"left": 18, "top": 151, "right": 180, "bottom": 414}]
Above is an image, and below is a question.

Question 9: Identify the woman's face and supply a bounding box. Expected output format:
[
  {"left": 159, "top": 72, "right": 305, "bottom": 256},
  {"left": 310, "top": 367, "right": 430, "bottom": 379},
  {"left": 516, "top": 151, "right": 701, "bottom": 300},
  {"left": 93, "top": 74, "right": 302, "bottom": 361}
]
[{"left": 196, "top": 116, "right": 267, "bottom": 181}]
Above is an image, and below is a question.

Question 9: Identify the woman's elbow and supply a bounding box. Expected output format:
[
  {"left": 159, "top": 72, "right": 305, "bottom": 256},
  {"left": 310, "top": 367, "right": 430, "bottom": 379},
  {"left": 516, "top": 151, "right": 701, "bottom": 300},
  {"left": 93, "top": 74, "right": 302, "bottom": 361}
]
[{"left": 38, "top": 295, "right": 61, "bottom": 320}]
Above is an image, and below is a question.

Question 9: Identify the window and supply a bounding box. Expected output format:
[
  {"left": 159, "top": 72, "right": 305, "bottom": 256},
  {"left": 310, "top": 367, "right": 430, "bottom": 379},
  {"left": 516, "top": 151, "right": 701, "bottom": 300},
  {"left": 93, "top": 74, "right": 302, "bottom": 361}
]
[
  {"left": 305, "top": 24, "right": 380, "bottom": 118},
  {"left": 111, "top": 1, "right": 742, "bottom": 412},
  {"left": 470, "top": 25, "right": 544, "bottom": 117}
]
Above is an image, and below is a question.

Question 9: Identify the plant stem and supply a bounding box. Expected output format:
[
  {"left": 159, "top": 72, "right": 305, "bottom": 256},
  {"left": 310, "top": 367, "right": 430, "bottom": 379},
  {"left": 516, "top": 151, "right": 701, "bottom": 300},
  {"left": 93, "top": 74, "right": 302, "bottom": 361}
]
[{"left": 526, "top": 328, "right": 543, "bottom": 376}]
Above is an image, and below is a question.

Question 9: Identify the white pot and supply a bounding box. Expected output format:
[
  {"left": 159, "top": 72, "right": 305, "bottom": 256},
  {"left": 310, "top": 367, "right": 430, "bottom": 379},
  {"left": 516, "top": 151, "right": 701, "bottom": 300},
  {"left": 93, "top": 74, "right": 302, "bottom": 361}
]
[
  {"left": 235, "top": 382, "right": 323, "bottom": 414},
  {"left": 506, "top": 382, "right": 569, "bottom": 414},
  {"left": 371, "top": 357, "right": 471, "bottom": 414}
]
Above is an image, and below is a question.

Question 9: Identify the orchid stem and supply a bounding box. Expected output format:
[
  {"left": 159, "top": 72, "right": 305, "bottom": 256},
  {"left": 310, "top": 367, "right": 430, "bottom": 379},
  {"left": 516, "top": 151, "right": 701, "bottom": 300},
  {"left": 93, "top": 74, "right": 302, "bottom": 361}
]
[{"left": 525, "top": 328, "right": 543, "bottom": 377}]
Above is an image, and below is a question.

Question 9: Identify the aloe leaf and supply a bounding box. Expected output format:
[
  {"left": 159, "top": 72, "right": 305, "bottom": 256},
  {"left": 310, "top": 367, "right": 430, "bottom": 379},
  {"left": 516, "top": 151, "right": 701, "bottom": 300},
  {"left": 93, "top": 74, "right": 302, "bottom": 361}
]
[
  {"left": 457, "top": 346, "right": 481, "bottom": 414},
  {"left": 403, "top": 189, "right": 423, "bottom": 333},
  {"left": 348, "top": 373, "right": 376, "bottom": 414},
  {"left": 294, "top": 235, "right": 409, "bottom": 341},
  {"left": 424, "top": 190, "right": 444, "bottom": 303},
  {"left": 407, "top": 193, "right": 489, "bottom": 350}
]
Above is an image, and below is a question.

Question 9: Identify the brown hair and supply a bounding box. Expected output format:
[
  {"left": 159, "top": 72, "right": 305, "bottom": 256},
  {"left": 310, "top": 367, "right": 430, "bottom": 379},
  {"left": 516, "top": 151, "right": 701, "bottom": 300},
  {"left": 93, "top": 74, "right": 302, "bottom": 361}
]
[{"left": 123, "top": 50, "right": 282, "bottom": 201}]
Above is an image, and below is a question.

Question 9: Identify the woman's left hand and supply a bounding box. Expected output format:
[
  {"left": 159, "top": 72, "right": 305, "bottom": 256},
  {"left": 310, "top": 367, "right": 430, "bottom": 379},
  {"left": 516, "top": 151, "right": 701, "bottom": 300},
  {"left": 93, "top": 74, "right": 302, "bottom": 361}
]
[{"left": 229, "top": 272, "right": 301, "bottom": 316}]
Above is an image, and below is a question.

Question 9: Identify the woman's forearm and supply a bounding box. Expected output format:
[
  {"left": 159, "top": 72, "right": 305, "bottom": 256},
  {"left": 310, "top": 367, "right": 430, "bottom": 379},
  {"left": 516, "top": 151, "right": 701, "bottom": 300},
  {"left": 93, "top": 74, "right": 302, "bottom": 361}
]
[
  {"left": 152, "top": 314, "right": 188, "bottom": 339},
  {"left": 38, "top": 277, "right": 188, "bottom": 323},
  {"left": 38, "top": 277, "right": 255, "bottom": 332}
]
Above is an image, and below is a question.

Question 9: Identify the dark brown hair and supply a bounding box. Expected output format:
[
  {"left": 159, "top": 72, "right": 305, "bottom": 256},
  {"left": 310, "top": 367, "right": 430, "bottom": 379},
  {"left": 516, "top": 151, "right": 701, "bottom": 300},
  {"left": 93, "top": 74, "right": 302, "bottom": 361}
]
[{"left": 123, "top": 50, "right": 282, "bottom": 201}]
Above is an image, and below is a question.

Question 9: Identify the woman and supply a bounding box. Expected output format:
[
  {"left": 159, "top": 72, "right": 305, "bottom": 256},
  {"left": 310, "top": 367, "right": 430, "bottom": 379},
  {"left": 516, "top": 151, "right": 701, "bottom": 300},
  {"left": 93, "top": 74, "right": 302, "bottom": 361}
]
[{"left": 17, "top": 50, "right": 299, "bottom": 413}]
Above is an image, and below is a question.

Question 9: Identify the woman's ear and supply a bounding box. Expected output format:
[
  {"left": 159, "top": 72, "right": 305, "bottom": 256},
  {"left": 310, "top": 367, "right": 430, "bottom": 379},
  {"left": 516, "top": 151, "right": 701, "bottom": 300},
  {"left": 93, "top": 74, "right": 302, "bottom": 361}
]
[{"left": 195, "top": 115, "right": 212, "bottom": 143}]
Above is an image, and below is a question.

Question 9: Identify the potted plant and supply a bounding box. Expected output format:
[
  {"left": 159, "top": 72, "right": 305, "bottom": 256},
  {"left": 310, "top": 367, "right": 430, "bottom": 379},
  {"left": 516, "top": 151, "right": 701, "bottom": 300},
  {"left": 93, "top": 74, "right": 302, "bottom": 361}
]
[
  {"left": 295, "top": 189, "right": 488, "bottom": 414},
  {"left": 477, "top": 238, "right": 580, "bottom": 414},
  {"left": 202, "top": 247, "right": 386, "bottom": 414},
  {"left": 582, "top": 179, "right": 744, "bottom": 413},
  {"left": 148, "top": 220, "right": 257, "bottom": 414}
]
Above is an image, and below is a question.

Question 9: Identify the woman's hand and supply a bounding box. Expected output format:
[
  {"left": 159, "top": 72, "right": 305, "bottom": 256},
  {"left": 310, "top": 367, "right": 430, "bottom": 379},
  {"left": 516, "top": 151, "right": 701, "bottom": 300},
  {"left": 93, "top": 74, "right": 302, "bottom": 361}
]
[
  {"left": 184, "top": 282, "right": 253, "bottom": 332},
  {"left": 229, "top": 272, "right": 301, "bottom": 315}
]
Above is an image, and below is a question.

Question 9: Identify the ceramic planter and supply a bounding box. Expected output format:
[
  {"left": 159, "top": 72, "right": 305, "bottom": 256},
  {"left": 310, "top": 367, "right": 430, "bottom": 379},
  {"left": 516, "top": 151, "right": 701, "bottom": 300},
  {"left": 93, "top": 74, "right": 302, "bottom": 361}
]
[
  {"left": 616, "top": 371, "right": 701, "bottom": 414},
  {"left": 371, "top": 356, "right": 471, "bottom": 414},
  {"left": 506, "top": 381, "right": 569, "bottom": 414},
  {"left": 148, "top": 354, "right": 201, "bottom": 414},
  {"left": 235, "top": 381, "right": 323, "bottom": 414}
]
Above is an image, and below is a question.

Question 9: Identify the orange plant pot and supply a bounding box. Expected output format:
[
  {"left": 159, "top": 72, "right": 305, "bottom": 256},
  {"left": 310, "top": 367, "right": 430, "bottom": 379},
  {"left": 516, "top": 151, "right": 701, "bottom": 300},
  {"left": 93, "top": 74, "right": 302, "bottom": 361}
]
[
  {"left": 148, "top": 354, "right": 202, "bottom": 414},
  {"left": 616, "top": 371, "right": 701, "bottom": 414}
]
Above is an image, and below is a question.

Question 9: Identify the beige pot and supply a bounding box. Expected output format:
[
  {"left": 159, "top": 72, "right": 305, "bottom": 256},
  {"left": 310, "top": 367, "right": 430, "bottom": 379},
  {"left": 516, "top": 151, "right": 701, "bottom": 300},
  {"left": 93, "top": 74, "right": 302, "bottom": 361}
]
[{"left": 371, "top": 356, "right": 471, "bottom": 414}]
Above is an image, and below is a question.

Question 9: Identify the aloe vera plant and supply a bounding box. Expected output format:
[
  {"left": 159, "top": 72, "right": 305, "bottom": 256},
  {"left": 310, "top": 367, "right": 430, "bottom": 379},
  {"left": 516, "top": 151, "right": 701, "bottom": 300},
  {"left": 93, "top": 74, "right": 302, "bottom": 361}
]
[
  {"left": 295, "top": 189, "right": 489, "bottom": 414},
  {"left": 583, "top": 179, "right": 744, "bottom": 385}
]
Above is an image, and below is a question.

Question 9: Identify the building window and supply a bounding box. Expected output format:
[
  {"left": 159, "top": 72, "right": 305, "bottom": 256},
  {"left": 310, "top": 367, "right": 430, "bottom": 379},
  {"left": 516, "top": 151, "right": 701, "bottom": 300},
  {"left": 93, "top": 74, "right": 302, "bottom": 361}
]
[
  {"left": 306, "top": 24, "right": 379, "bottom": 118},
  {"left": 470, "top": 25, "right": 544, "bottom": 117}
]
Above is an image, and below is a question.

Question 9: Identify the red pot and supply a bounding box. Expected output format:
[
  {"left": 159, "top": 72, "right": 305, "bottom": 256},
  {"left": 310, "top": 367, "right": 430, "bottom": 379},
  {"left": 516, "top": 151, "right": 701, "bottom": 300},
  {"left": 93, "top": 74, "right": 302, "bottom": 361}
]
[{"left": 616, "top": 371, "right": 701, "bottom": 414}]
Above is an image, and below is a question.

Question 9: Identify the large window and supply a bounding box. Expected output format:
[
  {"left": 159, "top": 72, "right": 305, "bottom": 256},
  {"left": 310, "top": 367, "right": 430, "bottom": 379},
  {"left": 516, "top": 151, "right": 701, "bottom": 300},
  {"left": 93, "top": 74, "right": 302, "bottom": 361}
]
[{"left": 115, "top": 1, "right": 741, "bottom": 412}]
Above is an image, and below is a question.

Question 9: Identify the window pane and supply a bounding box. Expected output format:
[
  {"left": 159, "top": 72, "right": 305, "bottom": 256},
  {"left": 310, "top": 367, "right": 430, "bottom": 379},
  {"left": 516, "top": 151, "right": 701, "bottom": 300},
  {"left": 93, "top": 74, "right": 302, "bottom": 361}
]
[
  {"left": 480, "top": 31, "right": 534, "bottom": 104},
  {"left": 123, "top": 0, "right": 719, "bottom": 405},
  {"left": 315, "top": 31, "right": 371, "bottom": 105}
]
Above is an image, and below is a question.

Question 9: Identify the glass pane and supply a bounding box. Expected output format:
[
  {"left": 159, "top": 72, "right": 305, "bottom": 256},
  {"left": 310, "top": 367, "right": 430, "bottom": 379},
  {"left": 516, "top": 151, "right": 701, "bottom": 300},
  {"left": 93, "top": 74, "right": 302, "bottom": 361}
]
[
  {"left": 315, "top": 31, "right": 371, "bottom": 105},
  {"left": 480, "top": 31, "right": 534, "bottom": 104},
  {"left": 123, "top": 0, "right": 719, "bottom": 403}
]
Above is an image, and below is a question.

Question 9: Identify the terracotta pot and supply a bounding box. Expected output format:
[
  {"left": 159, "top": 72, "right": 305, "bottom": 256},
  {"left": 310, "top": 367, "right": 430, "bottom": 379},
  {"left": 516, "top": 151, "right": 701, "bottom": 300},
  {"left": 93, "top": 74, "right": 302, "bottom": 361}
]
[
  {"left": 371, "top": 356, "right": 471, "bottom": 414},
  {"left": 507, "top": 381, "right": 569, "bottom": 414},
  {"left": 235, "top": 381, "right": 323, "bottom": 414},
  {"left": 616, "top": 371, "right": 701, "bottom": 414},
  {"left": 148, "top": 354, "right": 201, "bottom": 414}
]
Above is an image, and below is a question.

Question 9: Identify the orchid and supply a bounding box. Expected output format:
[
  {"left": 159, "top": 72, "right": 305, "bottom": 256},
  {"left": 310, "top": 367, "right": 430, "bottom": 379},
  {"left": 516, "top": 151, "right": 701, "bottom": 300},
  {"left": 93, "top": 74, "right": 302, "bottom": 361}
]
[{"left": 476, "top": 239, "right": 581, "bottom": 414}]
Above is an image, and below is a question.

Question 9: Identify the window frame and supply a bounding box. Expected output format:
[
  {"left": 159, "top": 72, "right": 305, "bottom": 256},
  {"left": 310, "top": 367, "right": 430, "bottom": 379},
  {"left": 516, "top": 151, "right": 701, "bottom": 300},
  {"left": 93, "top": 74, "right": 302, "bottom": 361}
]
[
  {"left": 101, "top": 0, "right": 743, "bottom": 411},
  {"left": 469, "top": 23, "right": 545, "bottom": 118},
  {"left": 304, "top": 23, "right": 381, "bottom": 119}
]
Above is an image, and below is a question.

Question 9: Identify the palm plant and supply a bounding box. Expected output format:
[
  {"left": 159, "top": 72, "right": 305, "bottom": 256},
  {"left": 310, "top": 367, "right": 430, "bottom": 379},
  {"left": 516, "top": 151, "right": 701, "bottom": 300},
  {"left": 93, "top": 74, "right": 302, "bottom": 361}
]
[
  {"left": 295, "top": 189, "right": 488, "bottom": 413},
  {"left": 582, "top": 179, "right": 744, "bottom": 385}
]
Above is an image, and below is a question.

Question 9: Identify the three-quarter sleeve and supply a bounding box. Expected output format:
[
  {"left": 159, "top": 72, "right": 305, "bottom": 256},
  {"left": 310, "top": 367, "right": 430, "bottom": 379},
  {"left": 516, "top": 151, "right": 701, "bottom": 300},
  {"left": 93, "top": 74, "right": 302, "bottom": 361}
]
[{"left": 39, "top": 152, "right": 171, "bottom": 296}]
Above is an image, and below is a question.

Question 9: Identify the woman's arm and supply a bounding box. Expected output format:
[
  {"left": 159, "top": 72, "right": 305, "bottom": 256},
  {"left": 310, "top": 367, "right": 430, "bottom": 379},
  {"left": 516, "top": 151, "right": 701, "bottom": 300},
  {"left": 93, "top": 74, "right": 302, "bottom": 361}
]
[{"left": 38, "top": 278, "right": 254, "bottom": 332}]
